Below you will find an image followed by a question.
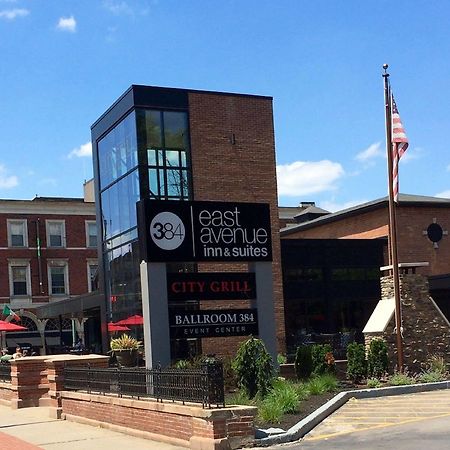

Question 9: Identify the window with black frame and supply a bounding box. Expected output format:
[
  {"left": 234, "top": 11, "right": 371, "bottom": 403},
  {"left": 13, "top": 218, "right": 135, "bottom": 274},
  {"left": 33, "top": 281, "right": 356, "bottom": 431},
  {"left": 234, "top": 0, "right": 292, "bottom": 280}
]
[{"left": 145, "top": 110, "right": 191, "bottom": 200}]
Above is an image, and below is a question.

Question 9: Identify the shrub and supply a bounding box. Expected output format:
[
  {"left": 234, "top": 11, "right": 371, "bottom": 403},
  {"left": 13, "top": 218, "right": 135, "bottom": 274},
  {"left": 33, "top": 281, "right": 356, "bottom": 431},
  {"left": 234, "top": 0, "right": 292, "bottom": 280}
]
[
  {"left": 346, "top": 342, "right": 367, "bottom": 383},
  {"left": 232, "top": 337, "right": 274, "bottom": 399},
  {"left": 307, "top": 373, "right": 338, "bottom": 395},
  {"left": 311, "top": 344, "right": 335, "bottom": 376},
  {"left": 227, "top": 390, "right": 254, "bottom": 406},
  {"left": 294, "top": 345, "right": 313, "bottom": 379},
  {"left": 258, "top": 379, "right": 300, "bottom": 423},
  {"left": 258, "top": 397, "right": 285, "bottom": 424},
  {"left": 417, "top": 370, "right": 446, "bottom": 384},
  {"left": 277, "top": 353, "right": 287, "bottom": 365},
  {"left": 426, "top": 355, "right": 448, "bottom": 375},
  {"left": 110, "top": 334, "right": 142, "bottom": 351},
  {"left": 367, "top": 338, "right": 388, "bottom": 378},
  {"left": 173, "top": 359, "right": 190, "bottom": 369},
  {"left": 366, "top": 378, "right": 382, "bottom": 388},
  {"left": 388, "top": 370, "right": 416, "bottom": 386},
  {"left": 295, "top": 382, "right": 310, "bottom": 401}
]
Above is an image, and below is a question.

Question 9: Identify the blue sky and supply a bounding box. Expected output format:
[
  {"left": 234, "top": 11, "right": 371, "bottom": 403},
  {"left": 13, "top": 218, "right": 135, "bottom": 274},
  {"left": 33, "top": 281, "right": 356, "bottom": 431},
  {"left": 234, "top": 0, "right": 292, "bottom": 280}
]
[{"left": 1, "top": 0, "right": 449, "bottom": 211}]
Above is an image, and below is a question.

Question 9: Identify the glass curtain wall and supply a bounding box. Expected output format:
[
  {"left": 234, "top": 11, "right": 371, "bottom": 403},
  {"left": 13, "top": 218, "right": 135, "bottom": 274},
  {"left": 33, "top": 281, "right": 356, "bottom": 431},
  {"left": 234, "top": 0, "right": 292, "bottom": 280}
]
[{"left": 98, "top": 108, "right": 195, "bottom": 358}]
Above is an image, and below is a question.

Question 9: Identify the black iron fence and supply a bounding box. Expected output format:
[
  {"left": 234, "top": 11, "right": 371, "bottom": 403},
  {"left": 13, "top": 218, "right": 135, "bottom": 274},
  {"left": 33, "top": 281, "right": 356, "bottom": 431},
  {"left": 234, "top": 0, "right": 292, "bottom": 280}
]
[
  {"left": 63, "top": 362, "right": 225, "bottom": 408},
  {"left": 0, "top": 363, "right": 11, "bottom": 382}
]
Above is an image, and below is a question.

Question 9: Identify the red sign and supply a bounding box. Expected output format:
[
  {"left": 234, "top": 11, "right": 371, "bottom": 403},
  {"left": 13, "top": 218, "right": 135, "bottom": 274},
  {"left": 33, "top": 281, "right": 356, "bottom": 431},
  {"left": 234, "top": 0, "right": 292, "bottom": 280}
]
[{"left": 167, "top": 272, "right": 256, "bottom": 301}]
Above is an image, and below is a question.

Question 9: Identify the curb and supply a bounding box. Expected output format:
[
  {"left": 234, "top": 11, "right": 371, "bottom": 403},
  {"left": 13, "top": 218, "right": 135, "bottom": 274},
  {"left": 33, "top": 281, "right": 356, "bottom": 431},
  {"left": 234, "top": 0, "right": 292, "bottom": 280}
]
[{"left": 254, "top": 380, "right": 450, "bottom": 446}]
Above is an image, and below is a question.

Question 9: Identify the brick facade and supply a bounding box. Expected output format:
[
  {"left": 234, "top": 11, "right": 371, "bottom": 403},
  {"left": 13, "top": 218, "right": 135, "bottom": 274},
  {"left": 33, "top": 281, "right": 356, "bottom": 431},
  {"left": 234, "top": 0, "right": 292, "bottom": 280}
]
[
  {"left": 0, "top": 198, "right": 96, "bottom": 305},
  {"left": 282, "top": 200, "right": 450, "bottom": 277},
  {"left": 188, "top": 92, "right": 285, "bottom": 356}
]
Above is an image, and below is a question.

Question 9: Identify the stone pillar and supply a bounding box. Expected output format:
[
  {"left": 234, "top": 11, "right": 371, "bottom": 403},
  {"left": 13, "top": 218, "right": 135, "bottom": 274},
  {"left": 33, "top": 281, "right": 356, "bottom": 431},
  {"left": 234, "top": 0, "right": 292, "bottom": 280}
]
[{"left": 379, "top": 273, "right": 450, "bottom": 372}]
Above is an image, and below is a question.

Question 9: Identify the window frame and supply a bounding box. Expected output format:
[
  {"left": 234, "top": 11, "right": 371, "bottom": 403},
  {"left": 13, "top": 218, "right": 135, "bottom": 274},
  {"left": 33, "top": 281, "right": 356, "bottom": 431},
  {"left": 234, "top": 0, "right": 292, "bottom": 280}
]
[
  {"left": 47, "top": 260, "right": 69, "bottom": 296},
  {"left": 7, "top": 219, "right": 28, "bottom": 248},
  {"left": 85, "top": 221, "right": 98, "bottom": 248},
  {"left": 8, "top": 259, "right": 31, "bottom": 297},
  {"left": 46, "top": 220, "right": 66, "bottom": 248},
  {"left": 87, "top": 260, "right": 98, "bottom": 293}
]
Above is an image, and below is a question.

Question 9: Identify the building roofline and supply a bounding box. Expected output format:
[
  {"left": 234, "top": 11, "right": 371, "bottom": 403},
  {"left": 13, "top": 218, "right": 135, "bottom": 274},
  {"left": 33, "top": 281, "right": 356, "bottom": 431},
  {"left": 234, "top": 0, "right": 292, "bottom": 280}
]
[
  {"left": 91, "top": 84, "right": 273, "bottom": 130},
  {"left": 280, "top": 194, "right": 450, "bottom": 236}
]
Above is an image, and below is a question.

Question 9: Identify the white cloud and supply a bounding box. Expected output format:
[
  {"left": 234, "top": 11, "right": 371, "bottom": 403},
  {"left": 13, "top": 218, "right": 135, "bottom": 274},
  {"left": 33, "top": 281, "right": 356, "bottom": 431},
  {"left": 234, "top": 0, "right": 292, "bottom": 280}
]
[
  {"left": 401, "top": 146, "right": 423, "bottom": 163},
  {"left": 355, "top": 142, "right": 384, "bottom": 163},
  {"left": 103, "top": 1, "right": 134, "bottom": 15},
  {"left": 320, "top": 199, "right": 368, "bottom": 213},
  {"left": 57, "top": 16, "right": 76, "bottom": 33},
  {"left": 0, "top": 8, "right": 29, "bottom": 20},
  {"left": 68, "top": 142, "right": 92, "bottom": 158},
  {"left": 0, "top": 164, "right": 18, "bottom": 188},
  {"left": 435, "top": 190, "right": 450, "bottom": 199},
  {"left": 277, "top": 160, "right": 345, "bottom": 197}
]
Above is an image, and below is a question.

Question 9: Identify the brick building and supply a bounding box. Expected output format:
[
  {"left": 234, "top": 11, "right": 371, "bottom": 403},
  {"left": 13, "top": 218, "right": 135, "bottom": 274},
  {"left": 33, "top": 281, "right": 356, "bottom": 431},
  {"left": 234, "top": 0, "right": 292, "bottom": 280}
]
[
  {"left": 0, "top": 185, "right": 100, "bottom": 353},
  {"left": 280, "top": 194, "right": 450, "bottom": 355},
  {"left": 91, "top": 85, "right": 285, "bottom": 362}
]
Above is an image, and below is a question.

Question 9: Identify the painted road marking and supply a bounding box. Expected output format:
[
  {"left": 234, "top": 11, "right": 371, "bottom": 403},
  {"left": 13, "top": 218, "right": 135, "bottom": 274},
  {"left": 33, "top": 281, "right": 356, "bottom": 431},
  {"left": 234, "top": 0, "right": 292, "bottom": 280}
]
[{"left": 304, "top": 390, "right": 450, "bottom": 442}]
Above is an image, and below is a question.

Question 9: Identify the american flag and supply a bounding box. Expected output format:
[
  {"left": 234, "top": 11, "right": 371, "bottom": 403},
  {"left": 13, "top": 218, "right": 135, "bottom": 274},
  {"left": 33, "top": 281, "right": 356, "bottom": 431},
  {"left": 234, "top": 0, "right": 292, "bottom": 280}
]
[{"left": 391, "top": 94, "right": 409, "bottom": 202}]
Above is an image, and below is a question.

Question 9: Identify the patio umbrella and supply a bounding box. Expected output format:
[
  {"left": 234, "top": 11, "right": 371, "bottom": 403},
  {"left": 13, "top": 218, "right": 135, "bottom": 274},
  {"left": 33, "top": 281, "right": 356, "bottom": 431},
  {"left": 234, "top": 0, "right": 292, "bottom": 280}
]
[
  {"left": 107, "top": 322, "right": 130, "bottom": 332},
  {"left": 0, "top": 320, "right": 27, "bottom": 332},
  {"left": 115, "top": 315, "right": 143, "bottom": 326}
]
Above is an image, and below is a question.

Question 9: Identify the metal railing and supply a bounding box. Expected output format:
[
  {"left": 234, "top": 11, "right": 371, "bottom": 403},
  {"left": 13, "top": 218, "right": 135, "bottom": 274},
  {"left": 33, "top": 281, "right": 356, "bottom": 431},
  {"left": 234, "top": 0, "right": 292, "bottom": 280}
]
[
  {"left": 63, "top": 362, "right": 225, "bottom": 408},
  {"left": 0, "top": 363, "right": 11, "bottom": 382}
]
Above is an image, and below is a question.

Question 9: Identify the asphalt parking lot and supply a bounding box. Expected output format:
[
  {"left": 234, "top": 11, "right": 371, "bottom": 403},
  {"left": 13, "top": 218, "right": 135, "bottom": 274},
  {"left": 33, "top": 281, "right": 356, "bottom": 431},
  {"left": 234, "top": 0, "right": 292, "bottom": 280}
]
[{"left": 279, "top": 390, "right": 450, "bottom": 449}]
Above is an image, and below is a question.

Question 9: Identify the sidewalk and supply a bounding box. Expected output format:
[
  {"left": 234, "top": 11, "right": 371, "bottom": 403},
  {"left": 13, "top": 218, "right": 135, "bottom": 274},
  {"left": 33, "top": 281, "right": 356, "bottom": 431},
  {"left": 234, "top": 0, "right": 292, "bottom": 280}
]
[{"left": 0, "top": 405, "right": 184, "bottom": 449}]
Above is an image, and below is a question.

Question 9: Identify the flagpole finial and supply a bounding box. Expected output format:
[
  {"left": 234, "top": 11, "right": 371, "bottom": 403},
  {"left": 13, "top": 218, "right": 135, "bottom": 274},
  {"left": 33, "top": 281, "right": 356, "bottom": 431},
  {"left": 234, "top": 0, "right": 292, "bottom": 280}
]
[{"left": 382, "top": 63, "right": 389, "bottom": 78}]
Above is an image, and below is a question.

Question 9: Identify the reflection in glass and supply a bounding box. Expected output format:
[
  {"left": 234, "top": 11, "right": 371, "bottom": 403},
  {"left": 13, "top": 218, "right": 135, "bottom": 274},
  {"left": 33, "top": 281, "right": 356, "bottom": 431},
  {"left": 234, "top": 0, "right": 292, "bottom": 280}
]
[
  {"left": 145, "top": 110, "right": 162, "bottom": 147},
  {"left": 98, "top": 112, "right": 137, "bottom": 189},
  {"left": 163, "top": 111, "right": 188, "bottom": 148}
]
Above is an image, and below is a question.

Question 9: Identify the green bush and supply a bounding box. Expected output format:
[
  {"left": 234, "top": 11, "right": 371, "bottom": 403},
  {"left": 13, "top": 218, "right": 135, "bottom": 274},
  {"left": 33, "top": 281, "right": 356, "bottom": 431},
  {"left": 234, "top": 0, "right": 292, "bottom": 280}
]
[
  {"left": 366, "top": 378, "right": 382, "bottom": 388},
  {"left": 417, "top": 370, "right": 446, "bottom": 384},
  {"left": 311, "top": 344, "right": 334, "bottom": 376},
  {"left": 346, "top": 342, "right": 367, "bottom": 383},
  {"left": 294, "top": 345, "right": 313, "bottom": 379},
  {"left": 426, "top": 355, "right": 448, "bottom": 375},
  {"left": 258, "top": 379, "right": 300, "bottom": 423},
  {"left": 367, "top": 338, "right": 388, "bottom": 378},
  {"left": 307, "top": 373, "right": 338, "bottom": 395},
  {"left": 277, "top": 353, "right": 287, "bottom": 365},
  {"left": 232, "top": 337, "right": 274, "bottom": 399},
  {"left": 388, "top": 370, "right": 416, "bottom": 386}
]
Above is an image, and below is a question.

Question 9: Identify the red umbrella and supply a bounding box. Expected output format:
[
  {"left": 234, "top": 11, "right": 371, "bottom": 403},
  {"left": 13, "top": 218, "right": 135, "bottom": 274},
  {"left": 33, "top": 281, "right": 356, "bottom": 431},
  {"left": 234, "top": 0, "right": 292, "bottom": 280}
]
[
  {"left": 0, "top": 320, "right": 27, "bottom": 332},
  {"left": 107, "top": 322, "right": 130, "bottom": 332},
  {"left": 115, "top": 314, "right": 144, "bottom": 326}
]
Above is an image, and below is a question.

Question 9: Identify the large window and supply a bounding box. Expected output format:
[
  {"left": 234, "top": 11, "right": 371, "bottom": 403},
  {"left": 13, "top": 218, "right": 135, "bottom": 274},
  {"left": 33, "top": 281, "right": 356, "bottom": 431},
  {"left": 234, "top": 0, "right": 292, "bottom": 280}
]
[
  {"left": 9, "top": 260, "right": 31, "bottom": 297},
  {"left": 98, "top": 111, "right": 138, "bottom": 190},
  {"left": 7, "top": 220, "right": 28, "bottom": 247},
  {"left": 48, "top": 262, "right": 69, "bottom": 296},
  {"left": 146, "top": 110, "right": 191, "bottom": 200},
  {"left": 46, "top": 220, "right": 65, "bottom": 248}
]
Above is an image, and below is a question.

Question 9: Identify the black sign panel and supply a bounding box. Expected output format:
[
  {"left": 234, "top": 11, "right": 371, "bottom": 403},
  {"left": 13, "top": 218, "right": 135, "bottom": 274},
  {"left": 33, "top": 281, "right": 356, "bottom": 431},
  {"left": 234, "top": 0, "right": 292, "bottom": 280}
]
[
  {"left": 137, "top": 199, "right": 272, "bottom": 262},
  {"left": 167, "top": 272, "right": 257, "bottom": 301},
  {"left": 169, "top": 308, "right": 258, "bottom": 338}
]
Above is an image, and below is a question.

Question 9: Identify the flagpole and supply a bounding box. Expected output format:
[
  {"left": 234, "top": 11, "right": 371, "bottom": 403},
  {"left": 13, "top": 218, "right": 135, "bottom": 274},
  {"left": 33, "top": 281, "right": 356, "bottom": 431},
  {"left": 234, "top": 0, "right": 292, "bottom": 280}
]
[{"left": 383, "top": 64, "right": 404, "bottom": 372}]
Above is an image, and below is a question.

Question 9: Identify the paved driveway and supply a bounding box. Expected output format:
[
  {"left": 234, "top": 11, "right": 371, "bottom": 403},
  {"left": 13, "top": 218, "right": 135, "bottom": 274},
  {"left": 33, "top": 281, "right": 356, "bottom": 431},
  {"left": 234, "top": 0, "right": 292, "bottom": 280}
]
[{"left": 279, "top": 390, "right": 450, "bottom": 449}]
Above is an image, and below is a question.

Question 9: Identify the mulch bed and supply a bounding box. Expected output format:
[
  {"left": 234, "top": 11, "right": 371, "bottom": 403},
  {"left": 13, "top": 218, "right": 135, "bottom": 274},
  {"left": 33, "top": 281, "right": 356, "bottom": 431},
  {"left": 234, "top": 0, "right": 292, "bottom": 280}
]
[{"left": 252, "top": 380, "right": 368, "bottom": 431}]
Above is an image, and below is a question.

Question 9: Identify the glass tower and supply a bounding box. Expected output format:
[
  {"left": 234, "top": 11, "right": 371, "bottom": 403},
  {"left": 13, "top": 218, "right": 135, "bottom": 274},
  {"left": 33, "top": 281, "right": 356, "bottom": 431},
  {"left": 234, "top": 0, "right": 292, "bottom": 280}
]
[{"left": 91, "top": 86, "right": 192, "bottom": 340}]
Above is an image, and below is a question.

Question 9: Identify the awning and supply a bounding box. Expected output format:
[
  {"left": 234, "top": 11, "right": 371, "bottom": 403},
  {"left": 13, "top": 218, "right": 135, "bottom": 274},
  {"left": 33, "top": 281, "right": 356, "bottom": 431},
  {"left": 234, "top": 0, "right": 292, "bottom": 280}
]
[{"left": 34, "top": 292, "right": 105, "bottom": 319}]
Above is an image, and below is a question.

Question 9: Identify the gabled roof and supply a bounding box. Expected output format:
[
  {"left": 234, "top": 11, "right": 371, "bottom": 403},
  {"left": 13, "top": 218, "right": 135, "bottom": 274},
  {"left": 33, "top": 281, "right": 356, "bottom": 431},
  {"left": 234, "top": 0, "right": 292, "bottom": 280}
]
[{"left": 280, "top": 193, "right": 450, "bottom": 236}]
